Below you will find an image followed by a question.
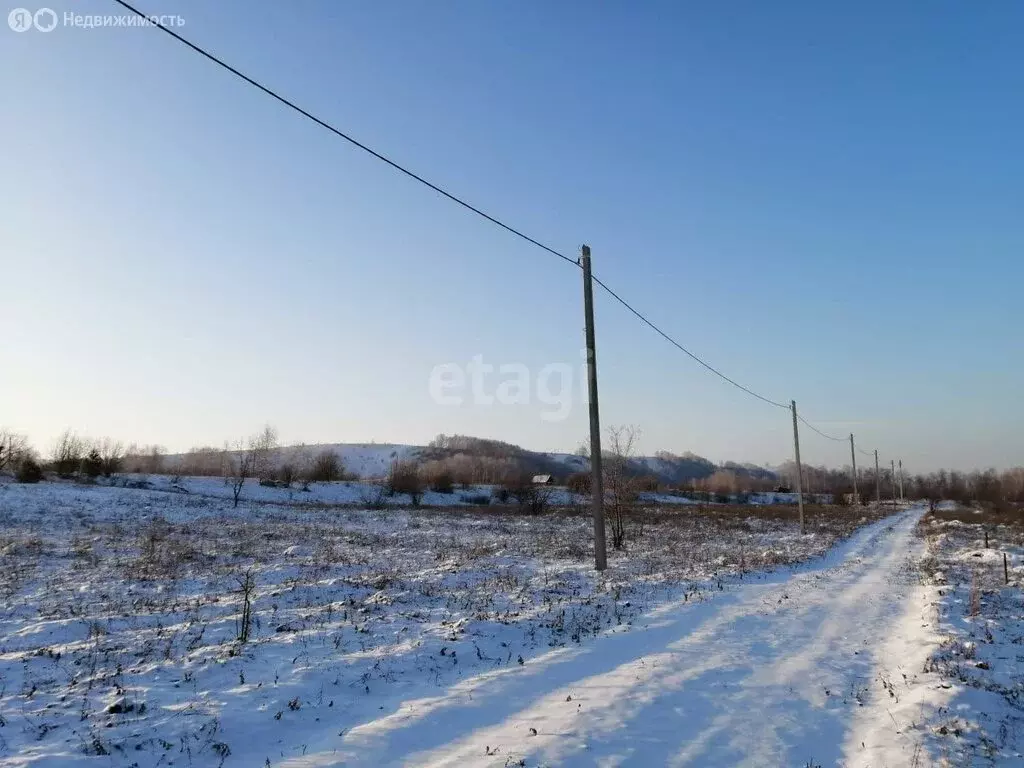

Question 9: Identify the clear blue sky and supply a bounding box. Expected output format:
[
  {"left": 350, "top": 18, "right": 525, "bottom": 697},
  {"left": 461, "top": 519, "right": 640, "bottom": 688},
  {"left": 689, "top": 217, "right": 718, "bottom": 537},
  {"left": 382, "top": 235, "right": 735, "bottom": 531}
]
[{"left": 2, "top": 1, "right": 1022, "bottom": 471}]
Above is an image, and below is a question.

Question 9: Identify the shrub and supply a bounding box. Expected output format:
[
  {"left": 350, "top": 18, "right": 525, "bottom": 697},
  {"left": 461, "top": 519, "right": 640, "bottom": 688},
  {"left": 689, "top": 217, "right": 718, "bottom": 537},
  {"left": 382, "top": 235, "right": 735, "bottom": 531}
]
[
  {"left": 427, "top": 471, "right": 454, "bottom": 494},
  {"left": 388, "top": 460, "right": 424, "bottom": 506},
  {"left": 499, "top": 473, "right": 549, "bottom": 515},
  {"left": 97, "top": 438, "right": 123, "bottom": 477},
  {"left": 51, "top": 429, "right": 85, "bottom": 477},
  {"left": 635, "top": 475, "right": 660, "bottom": 492},
  {"left": 82, "top": 448, "right": 103, "bottom": 479},
  {"left": 566, "top": 472, "right": 591, "bottom": 496},
  {"left": 308, "top": 449, "right": 342, "bottom": 483},
  {"left": 521, "top": 484, "right": 551, "bottom": 515},
  {"left": 278, "top": 463, "right": 298, "bottom": 487},
  {"left": 16, "top": 457, "right": 43, "bottom": 484},
  {"left": 360, "top": 482, "right": 388, "bottom": 510}
]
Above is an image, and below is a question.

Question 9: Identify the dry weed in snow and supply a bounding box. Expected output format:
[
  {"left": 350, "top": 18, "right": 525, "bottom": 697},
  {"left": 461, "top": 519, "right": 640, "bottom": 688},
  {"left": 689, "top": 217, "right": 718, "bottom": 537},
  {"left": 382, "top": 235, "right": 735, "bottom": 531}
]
[
  {"left": 0, "top": 480, "right": 887, "bottom": 766},
  {"left": 915, "top": 507, "right": 1024, "bottom": 765}
]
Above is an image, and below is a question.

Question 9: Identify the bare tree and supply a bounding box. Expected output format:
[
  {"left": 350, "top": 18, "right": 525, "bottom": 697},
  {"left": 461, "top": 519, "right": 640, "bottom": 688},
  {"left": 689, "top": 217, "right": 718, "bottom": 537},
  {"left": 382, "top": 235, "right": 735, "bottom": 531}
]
[
  {"left": 288, "top": 443, "right": 312, "bottom": 485},
  {"left": 181, "top": 445, "right": 223, "bottom": 476},
  {"left": 252, "top": 424, "right": 278, "bottom": 481},
  {"left": 225, "top": 426, "right": 278, "bottom": 506},
  {"left": 0, "top": 429, "right": 29, "bottom": 472},
  {"left": 51, "top": 429, "right": 86, "bottom": 477},
  {"left": 220, "top": 442, "right": 232, "bottom": 480},
  {"left": 142, "top": 445, "right": 165, "bottom": 475},
  {"left": 97, "top": 438, "right": 124, "bottom": 477},
  {"left": 604, "top": 425, "right": 642, "bottom": 549},
  {"left": 229, "top": 437, "right": 256, "bottom": 508}
]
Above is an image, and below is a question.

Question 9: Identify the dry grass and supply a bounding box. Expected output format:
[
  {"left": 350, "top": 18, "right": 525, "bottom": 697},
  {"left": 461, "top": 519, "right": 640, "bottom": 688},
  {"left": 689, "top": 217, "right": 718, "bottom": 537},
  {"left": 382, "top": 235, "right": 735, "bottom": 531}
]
[
  {"left": 0, "top": 481, "right": 901, "bottom": 762},
  {"left": 915, "top": 509, "right": 1024, "bottom": 763}
]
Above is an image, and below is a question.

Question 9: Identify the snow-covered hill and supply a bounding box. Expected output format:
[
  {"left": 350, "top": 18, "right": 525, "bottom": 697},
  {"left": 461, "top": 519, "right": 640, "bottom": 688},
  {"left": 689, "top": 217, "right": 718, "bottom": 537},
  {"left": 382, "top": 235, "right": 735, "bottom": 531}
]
[
  {"left": 167, "top": 439, "right": 776, "bottom": 484},
  {"left": 277, "top": 443, "right": 421, "bottom": 479}
]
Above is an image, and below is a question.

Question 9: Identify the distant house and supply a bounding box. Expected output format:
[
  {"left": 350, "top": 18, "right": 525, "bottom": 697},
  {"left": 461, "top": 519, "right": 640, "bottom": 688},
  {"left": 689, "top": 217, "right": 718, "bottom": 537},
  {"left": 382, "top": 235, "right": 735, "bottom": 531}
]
[{"left": 532, "top": 474, "right": 555, "bottom": 485}]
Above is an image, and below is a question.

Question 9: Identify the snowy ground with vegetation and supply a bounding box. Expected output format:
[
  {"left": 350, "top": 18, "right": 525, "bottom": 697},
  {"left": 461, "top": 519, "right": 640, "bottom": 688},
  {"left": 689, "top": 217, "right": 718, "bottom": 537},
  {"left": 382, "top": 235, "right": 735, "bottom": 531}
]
[
  {"left": 913, "top": 506, "right": 1024, "bottom": 765},
  {"left": 0, "top": 479, "right": 890, "bottom": 766},
  {"left": 88, "top": 473, "right": 822, "bottom": 510}
]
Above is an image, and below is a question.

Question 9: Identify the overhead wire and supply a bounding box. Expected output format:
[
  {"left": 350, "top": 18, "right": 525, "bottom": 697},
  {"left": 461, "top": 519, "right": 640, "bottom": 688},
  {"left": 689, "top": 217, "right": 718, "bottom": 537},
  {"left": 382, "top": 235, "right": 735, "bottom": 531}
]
[
  {"left": 796, "top": 415, "right": 847, "bottom": 442},
  {"left": 110, "top": 0, "right": 869, "bottom": 438}
]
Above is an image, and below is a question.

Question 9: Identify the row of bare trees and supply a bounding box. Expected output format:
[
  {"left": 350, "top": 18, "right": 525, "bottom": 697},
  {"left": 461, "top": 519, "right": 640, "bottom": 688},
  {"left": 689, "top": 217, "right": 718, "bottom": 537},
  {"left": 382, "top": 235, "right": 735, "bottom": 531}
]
[
  {"left": 0, "top": 424, "right": 349, "bottom": 497},
  {"left": 47, "top": 430, "right": 125, "bottom": 478},
  {"left": 772, "top": 463, "right": 1024, "bottom": 510},
  {"left": 905, "top": 469, "right": 1024, "bottom": 509},
  {"left": 0, "top": 429, "right": 31, "bottom": 472},
  {"left": 219, "top": 427, "right": 355, "bottom": 507}
]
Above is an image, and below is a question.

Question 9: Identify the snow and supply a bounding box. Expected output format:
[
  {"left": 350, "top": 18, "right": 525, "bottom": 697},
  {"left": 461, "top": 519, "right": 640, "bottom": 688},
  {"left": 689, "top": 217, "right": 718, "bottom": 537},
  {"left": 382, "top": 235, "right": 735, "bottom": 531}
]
[
  {"left": 913, "top": 511, "right": 1024, "bottom": 764},
  {"left": 301, "top": 444, "right": 420, "bottom": 480},
  {"left": 109, "top": 474, "right": 501, "bottom": 508},
  {"left": 167, "top": 443, "right": 422, "bottom": 481},
  {"left": 111, "top": 473, "right": 837, "bottom": 512},
  {"left": 0, "top": 480, "right": 946, "bottom": 766},
  {"left": 324, "top": 510, "right": 931, "bottom": 767},
  {"left": 91, "top": 474, "right": 784, "bottom": 510}
]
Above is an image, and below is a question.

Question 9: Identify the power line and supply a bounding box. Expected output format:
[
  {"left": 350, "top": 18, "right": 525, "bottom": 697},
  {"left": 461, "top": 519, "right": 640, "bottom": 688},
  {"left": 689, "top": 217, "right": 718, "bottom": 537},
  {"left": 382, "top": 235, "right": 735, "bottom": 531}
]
[
  {"left": 591, "top": 276, "right": 789, "bottom": 409},
  {"left": 108, "top": 0, "right": 579, "bottom": 270},
  {"left": 113, "top": 0, "right": 855, "bottom": 423},
  {"left": 796, "top": 415, "right": 846, "bottom": 442}
]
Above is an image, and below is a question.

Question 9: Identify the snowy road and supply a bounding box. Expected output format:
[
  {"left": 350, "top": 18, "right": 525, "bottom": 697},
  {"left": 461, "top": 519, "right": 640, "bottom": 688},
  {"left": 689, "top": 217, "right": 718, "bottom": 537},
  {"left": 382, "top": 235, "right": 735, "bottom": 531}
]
[{"left": 289, "top": 508, "right": 937, "bottom": 767}]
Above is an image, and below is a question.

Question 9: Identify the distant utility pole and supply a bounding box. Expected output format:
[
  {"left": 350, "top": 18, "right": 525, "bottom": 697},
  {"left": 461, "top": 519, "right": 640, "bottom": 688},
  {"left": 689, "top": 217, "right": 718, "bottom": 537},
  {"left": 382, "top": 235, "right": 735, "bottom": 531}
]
[
  {"left": 790, "top": 400, "right": 805, "bottom": 534},
  {"left": 850, "top": 433, "right": 858, "bottom": 504},
  {"left": 890, "top": 459, "right": 897, "bottom": 509},
  {"left": 874, "top": 450, "right": 881, "bottom": 504},
  {"left": 898, "top": 459, "right": 905, "bottom": 501},
  {"left": 580, "top": 245, "right": 607, "bottom": 571}
]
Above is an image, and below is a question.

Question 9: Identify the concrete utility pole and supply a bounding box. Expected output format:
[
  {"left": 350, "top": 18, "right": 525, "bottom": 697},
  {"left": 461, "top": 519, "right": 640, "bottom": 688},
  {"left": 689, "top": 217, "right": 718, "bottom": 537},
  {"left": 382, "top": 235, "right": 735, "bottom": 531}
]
[
  {"left": 580, "top": 245, "right": 607, "bottom": 571},
  {"left": 850, "top": 433, "right": 858, "bottom": 504},
  {"left": 874, "top": 449, "right": 881, "bottom": 504},
  {"left": 791, "top": 400, "right": 805, "bottom": 534},
  {"left": 898, "top": 459, "right": 904, "bottom": 501},
  {"left": 891, "top": 459, "right": 897, "bottom": 509}
]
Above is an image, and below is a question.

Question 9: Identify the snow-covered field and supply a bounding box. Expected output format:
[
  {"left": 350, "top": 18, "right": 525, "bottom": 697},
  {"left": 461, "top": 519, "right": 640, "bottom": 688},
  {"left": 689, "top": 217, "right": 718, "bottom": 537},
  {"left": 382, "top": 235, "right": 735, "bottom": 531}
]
[
  {"left": 92, "top": 474, "right": 829, "bottom": 511},
  {"left": 0, "top": 480, "right": 896, "bottom": 766},
  {"left": 914, "top": 508, "right": 1024, "bottom": 764},
  {"left": 110, "top": 474, "right": 508, "bottom": 508}
]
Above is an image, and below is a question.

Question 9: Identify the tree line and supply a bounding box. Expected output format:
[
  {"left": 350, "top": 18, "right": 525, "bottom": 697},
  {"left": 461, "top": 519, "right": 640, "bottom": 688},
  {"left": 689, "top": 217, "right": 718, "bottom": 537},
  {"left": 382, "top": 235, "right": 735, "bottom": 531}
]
[{"left": 4, "top": 425, "right": 1022, "bottom": 514}]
